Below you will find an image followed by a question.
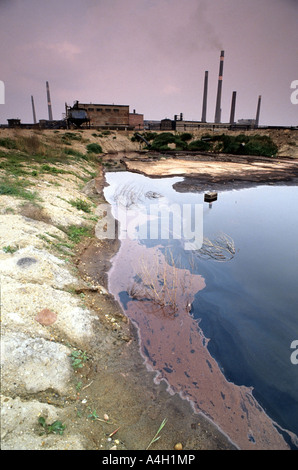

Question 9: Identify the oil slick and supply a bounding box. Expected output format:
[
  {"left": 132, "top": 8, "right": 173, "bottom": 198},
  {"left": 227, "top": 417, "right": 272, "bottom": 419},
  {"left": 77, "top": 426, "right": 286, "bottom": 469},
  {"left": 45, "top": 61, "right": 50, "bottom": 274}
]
[{"left": 109, "top": 238, "right": 296, "bottom": 450}]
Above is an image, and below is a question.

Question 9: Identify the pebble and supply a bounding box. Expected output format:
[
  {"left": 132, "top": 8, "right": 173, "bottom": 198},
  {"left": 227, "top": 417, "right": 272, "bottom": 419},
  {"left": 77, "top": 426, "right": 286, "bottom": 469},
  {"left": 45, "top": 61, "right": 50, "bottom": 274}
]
[
  {"left": 35, "top": 308, "right": 57, "bottom": 326},
  {"left": 17, "top": 257, "right": 37, "bottom": 268},
  {"left": 174, "top": 442, "right": 183, "bottom": 450}
]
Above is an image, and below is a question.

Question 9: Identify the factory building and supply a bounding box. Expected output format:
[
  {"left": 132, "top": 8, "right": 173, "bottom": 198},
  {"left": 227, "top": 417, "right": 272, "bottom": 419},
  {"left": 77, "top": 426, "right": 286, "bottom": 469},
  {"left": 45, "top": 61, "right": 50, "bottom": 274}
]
[
  {"left": 65, "top": 101, "right": 144, "bottom": 130},
  {"left": 76, "top": 102, "right": 129, "bottom": 128},
  {"left": 129, "top": 109, "right": 144, "bottom": 131}
]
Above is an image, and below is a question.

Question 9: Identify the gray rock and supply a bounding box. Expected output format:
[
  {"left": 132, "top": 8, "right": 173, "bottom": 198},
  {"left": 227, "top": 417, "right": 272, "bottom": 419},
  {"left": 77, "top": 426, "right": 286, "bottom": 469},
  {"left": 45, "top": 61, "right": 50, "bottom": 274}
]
[
  {"left": 1, "top": 332, "right": 72, "bottom": 395},
  {"left": 16, "top": 257, "right": 37, "bottom": 268}
]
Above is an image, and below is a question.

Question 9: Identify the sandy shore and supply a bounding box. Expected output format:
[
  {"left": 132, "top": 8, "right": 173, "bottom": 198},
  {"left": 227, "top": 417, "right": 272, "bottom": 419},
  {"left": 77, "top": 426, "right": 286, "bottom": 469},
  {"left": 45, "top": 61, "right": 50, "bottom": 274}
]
[{"left": 123, "top": 153, "right": 298, "bottom": 184}]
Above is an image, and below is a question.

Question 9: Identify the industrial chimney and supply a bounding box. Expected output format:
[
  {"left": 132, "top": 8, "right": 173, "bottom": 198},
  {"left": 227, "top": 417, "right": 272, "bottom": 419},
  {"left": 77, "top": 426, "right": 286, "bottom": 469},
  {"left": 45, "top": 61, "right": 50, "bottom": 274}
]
[
  {"left": 46, "top": 81, "right": 53, "bottom": 121},
  {"left": 229, "top": 91, "right": 237, "bottom": 126},
  {"left": 255, "top": 95, "right": 262, "bottom": 128},
  {"left": 214, "top": 50, "right": 225, "bottom": 124},
  {"left": 201, "top": 71, "right": 208, "bottom": 123},
  {"left": 31, "top": 95, "right": 37, "bottom": 124}
]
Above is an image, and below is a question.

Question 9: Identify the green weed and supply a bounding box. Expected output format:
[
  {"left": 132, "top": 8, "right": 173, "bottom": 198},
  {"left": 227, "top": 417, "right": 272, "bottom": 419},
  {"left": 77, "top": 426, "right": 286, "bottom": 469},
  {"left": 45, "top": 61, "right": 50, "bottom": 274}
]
[
  {"left": 146, "top": 418, "right": 167, "bottom": 450},
  {"left": 63, "top": 148, "right": 88, "bottom": 160},
  {"left": 150, "top": 133, "right": 188, "bottom": 151},
  {"left": 135, "top": 132, "right": 278, "bottom": 157},
  {"left": 38, "top": 416, "right": 66, "bottom": 436},
  {"left": 62, "top": 132, "right": 82, "bottom": 142},
  {"left": 37, "top": 233, "right": 74, "bottom": 256},
  {"left": 59, "top": 224, "right": 93, "bottom": 244},
  {"left": 87, "top": 408, "right": 99, "bottom": 420},
  {"left": 0, "top": 178, "right": 39, "bottom": 201},
  {"left": 68, "top": 198, "right": 92, "bottom": 213},
  {"left": 70, "top": 349, "right": 88, "bottom": 369},
  {"left": 0, "top": 158, "right": 30, "bottom": 177},
  {"left": 0, "top": 137, "right": 18, "bottom": 149},
  {"left": 2, "top": 245, "right": 18, "bottom": 254},
  {"left": 86, "top": 143, "right": 103, "bottom": 154},
  {"left": 40, "top": 164, "right": 66, "bottom": 174}
]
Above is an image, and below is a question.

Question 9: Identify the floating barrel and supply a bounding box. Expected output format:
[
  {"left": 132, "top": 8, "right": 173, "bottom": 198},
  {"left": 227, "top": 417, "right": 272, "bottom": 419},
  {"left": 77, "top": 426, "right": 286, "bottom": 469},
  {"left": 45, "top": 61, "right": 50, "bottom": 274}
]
[{"left": 204, "top": 192, "right": 218, "bottom": 202}]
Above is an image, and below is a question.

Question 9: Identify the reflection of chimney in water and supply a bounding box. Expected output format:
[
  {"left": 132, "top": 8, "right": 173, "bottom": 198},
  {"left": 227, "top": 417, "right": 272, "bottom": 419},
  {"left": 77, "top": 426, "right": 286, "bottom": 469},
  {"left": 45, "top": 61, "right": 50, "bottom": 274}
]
[
  {"left": 201, "top": 71, "right": 208, "bottom": 123},
  {"left": 46, "top": 81, "right": 53, "bottom": 121},
  {"left": 214, "top": 50, "right": 224, "bottom": 124}
]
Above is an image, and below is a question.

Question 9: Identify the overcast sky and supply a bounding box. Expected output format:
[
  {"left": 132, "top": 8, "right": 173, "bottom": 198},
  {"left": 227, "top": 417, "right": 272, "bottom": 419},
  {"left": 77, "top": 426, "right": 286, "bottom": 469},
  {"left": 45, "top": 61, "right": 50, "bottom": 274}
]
[{"left": 0, "top": 0, "right": 297, "bottom": 126}]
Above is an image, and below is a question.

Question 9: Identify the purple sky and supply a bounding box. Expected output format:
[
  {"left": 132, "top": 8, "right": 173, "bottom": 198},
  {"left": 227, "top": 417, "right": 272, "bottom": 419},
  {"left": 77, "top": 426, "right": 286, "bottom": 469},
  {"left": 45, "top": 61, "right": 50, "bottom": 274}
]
[{"left": 0, "top": 0, "right": 297, "bottom": 126}]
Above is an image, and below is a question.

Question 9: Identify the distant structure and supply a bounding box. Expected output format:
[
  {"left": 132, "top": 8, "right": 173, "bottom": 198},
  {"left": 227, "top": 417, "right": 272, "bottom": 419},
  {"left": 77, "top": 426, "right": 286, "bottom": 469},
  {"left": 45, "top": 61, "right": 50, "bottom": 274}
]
[
  {"left": 229, "top": 91, "right": 237, "bottom": 125},
  {"left": 7, "top": 119, "right": 21, "bottom": 128},
  {"left": 65, "top": 101, "right": 90, "bottom": 128},
  {"left": 201, "top": 71, "right": 208, "bottom": 123},
  {"left": 31, "top": 95, "right": 37, "bottom": 124},
  {"left": 214, "top": 50, "right": 225, "bottom": 123},
  {"left": 46, "top": 81, "right": 53, "bottom": 121},
  {"left": 160, "top": 118, "right": 175, "bottom": 131},
  {"left": 237, "top": 119, "right": 256, "bottom": 126},
  {"left": 255, "top": 95, "right": 262, "bottom": 128},
  {"left": 129, "top": 109, "right": 144, "bottom": 131},
  {"left": 65, "top": 101, "right": 144, "bottom": 130}
]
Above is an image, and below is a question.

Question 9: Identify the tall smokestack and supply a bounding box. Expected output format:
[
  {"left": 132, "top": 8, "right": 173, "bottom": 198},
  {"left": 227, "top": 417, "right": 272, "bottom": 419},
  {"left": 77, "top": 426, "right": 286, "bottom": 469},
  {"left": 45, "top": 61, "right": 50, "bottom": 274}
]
[
  {"left": 214, "top": 50, "right": 224, "bottom": 124},
  {"left": 229, "top": 91, "right": 237, "bottom": 126},
  {"left": 201, "top": 71, "right": 208, "bottom": 123},
  {"left": 31, "top": 95, "right": 37, "bottom": 124},
  {"left": 46, "top": 81, "right": 53, "bottom": 121},
  {"left": 255, "top": 95, "right": 262, "bottom": 128}
]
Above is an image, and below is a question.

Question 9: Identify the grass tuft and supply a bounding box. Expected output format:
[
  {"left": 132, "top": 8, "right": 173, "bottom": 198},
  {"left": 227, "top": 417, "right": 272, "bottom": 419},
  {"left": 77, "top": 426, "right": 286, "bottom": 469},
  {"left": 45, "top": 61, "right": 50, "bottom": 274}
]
[
  {"left": 68, "top": 198, "right": 92, "bottom": 213},
  {"left": 0, "top": 178, "right": 40, "bottom": 201},
  {"left": 59, "top": 224, "right": 93, "bottom": 244}
]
